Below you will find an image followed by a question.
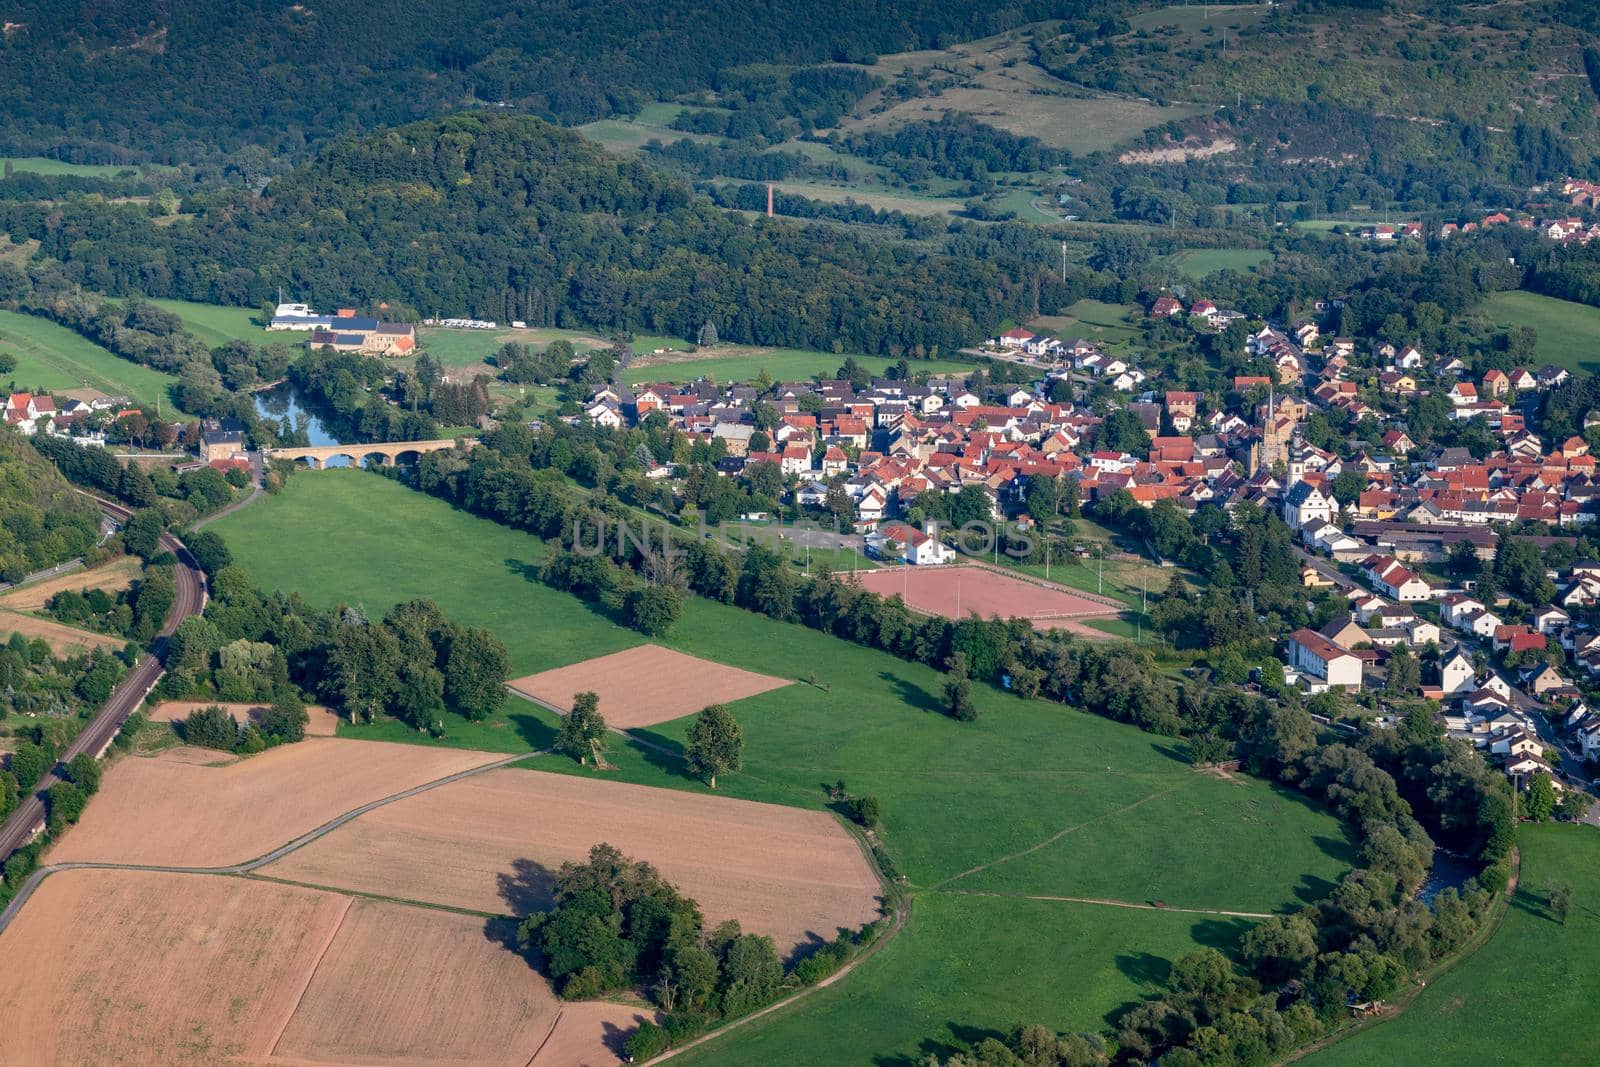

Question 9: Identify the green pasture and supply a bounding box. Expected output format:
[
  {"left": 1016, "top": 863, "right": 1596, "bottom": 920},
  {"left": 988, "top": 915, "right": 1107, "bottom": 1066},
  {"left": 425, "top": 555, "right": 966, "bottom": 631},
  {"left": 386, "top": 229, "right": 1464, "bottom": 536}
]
[
  {"left": 1475, "top": 291, "right": 1600, "bottom": 375},
  {"left": 0, "top": 309, "right": 183, "bottom": 411}
]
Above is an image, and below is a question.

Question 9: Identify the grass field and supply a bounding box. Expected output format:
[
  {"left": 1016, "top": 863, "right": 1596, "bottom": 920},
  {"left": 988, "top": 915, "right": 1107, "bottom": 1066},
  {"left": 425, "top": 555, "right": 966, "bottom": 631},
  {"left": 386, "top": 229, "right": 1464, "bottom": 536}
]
[
  {"left": 1, "top": 156, "right": 136, "bottom": 178},
  {"left": 623, "top": 346, "right": 979, "bottom": 385},
  {"left": 1030, "top": 300, "right": 1142, "bottom": 349},
  {"left": 724, "top": 178, "right": 969, "bottom": 219},
  {"left": 1475, "top": 291, "right": 1600, "bottom": 375},
  {"left": 679, "top": 893, "right": 1251, "bottom": 1067},
  {"left": 149, "top": 299, "right": 262, "bottom": 347},
  {"left": 417, "top": 325, "right": 634, "bottom": 369},
  {"left": 212, "top": 473, "right": 1358, "bottom": 1063},
  {"left": 0, "top": 309, "right": 182, "bottom": 409},
  {"left": 1304, "top": 824, "right": 1600, "bottom": 1066},
  {"left": 1168, "top": 247, "right": 1273, "bottom": 279}
]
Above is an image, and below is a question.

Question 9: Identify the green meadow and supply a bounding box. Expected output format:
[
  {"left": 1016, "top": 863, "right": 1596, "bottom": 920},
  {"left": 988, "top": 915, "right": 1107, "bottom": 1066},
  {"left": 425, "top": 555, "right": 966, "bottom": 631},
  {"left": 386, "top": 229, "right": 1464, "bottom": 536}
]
[
  {"left": 212, "top": 472, "right": 1358, "bottom": 1064},
  {"left": 623, "top": 347, "right": 978, "bottom": 385},
  {"left": 150, "top": 299, "right": 263, "bottom": 347},
  {"left": 0, "top": 309, "right": 183, "bottom": 411},
  {"left": 1476, "top": 290, "right": 1600, "bottom": 375},
  {"left": 1304, "top": 825, "right": 1600, "bottom": 1066}
]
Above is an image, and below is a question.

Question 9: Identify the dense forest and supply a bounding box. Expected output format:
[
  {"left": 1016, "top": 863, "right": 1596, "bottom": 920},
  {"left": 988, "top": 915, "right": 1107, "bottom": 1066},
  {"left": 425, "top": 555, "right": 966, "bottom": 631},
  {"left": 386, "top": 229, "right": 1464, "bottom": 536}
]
[
  {"left": 3, "top": 113, "right": 1107, "bottom": 356},
  {"left": 0, "top": 429, "right": 103, "bottom": 583},
  {"left": 0, "top": 0, "right": 1072, "bottom": 164}
]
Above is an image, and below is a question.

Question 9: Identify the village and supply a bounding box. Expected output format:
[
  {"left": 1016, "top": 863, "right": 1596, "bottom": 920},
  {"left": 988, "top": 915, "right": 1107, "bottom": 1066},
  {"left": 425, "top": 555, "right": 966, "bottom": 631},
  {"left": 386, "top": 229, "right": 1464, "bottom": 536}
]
[{"left": 574, "top": 283, "right": 1600, "bottom": 809}]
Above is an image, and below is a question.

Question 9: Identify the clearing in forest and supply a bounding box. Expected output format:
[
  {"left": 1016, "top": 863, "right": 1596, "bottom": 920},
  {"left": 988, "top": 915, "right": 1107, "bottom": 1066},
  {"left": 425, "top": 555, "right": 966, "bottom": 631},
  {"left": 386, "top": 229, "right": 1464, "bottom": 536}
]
[
  {"left": 261, "top": 767, "right": 883, "bottom": 957},
  {"left": 48, "top": 738, "right": 505, "bottom": 868},
  {"left": 508, "top": 644, "right": 790, "bottom": 729}
]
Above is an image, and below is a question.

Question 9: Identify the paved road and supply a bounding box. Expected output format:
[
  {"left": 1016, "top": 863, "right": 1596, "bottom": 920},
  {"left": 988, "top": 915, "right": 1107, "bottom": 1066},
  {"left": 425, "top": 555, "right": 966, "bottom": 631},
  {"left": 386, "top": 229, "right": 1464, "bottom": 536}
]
[
  {"left": 0, "top": 514, "right": 119, "bottom": 594},
  {"left": 0, "top": 495, "right": 208, "bottom": 868}
]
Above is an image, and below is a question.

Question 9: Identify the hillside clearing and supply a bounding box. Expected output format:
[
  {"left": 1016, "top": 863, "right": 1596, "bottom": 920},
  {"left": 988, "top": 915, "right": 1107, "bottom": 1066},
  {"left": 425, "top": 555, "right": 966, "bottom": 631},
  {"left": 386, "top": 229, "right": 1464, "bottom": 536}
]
[{"left": 1474, "top": 290, "right": 1600, "bottom": 375}]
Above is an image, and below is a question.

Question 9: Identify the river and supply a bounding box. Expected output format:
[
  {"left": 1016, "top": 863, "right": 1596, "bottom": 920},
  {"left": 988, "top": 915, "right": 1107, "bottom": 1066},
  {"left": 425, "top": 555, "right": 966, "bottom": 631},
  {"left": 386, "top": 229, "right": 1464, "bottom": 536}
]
[{"left": 252, "top": 381, "right": 355, "bottom": 466}]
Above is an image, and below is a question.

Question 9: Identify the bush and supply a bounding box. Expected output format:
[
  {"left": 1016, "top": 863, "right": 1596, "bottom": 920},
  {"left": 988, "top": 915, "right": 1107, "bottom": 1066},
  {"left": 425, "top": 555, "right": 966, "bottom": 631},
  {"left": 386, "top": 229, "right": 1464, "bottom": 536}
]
[
  {"left": 625, "top": 1020, "right": 671, "bottom": 1061},
  {"left": 180, "top": 704, "right": 240, "bottom": 750}
]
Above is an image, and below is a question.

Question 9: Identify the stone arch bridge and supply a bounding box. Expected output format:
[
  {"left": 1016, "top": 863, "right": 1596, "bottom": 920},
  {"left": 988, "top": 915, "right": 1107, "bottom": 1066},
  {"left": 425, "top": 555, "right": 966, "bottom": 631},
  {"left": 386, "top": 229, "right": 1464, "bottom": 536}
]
[{"left": 263, "top": 438, "right": 476, "bottom": 469}]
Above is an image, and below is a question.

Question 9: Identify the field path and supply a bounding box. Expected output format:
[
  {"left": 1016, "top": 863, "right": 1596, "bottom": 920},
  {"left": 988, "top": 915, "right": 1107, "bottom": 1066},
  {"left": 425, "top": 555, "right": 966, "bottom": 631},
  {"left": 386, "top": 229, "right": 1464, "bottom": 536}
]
[
  {"left": 929, "top": 779, "right": 1193, "bottom": 891},
  {"left": 936, "top": 888, "right": 1273, "bottom": 919},
  {"left": 0, "top": 750, "right": 533, "bottom": 935}
]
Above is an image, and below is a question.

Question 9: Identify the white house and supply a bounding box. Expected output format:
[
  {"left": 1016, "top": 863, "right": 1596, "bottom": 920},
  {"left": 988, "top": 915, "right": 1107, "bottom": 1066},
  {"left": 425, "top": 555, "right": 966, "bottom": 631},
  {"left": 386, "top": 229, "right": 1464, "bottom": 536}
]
[
  {"left": 1440, "top": 649, "right": 1476, "bottom": 695},
  {"left": 1288, "top": 629, "right": 1363, "bottom": 689},
  {"left": 870, "top": 523, "right": 956, "bottom": 566}
]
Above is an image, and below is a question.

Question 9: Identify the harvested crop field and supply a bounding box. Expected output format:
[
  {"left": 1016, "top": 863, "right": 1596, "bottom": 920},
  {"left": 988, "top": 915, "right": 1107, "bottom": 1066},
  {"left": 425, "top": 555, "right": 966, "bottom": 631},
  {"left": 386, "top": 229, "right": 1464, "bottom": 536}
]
[
  {"left": 0, "top": 557, "right": 140, "bottom": 610},
  {"left": 850, "top": 565, "right": 1119, "bottom": 628},
  {"left": 263, "top": 768, "right": 882, "bottom": 956},
  {"left": 0, "top": 869, "right": 352, "bottom": 1064},
  {"left": 0, "top": 608, "right": 126, "bottom": 655},
  {"left": 49, "top": 739, "right": 507, "bottom": 867},
  {"left": 273, "top": 899, "right": 593, "bottom": 1066},
  {"left": 146, "top": 699, "right": 341, "bottom": 737},
  {"left": 508, "top": 644, "right": 791, "bottom": 729}
]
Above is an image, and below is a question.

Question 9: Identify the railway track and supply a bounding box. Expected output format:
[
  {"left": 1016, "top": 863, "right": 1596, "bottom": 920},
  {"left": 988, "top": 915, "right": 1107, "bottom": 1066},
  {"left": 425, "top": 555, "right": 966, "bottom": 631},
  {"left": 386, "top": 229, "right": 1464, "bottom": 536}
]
[{"left": 0, "top": 493, "right": 208, "bottom": 867}]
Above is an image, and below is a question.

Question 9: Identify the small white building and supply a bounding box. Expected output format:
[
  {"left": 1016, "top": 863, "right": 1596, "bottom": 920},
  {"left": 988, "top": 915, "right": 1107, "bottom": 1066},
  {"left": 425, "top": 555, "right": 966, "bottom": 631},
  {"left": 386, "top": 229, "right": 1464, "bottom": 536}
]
[{"left": 1440, "top": 649, "right": 1476, "bottom": 694}]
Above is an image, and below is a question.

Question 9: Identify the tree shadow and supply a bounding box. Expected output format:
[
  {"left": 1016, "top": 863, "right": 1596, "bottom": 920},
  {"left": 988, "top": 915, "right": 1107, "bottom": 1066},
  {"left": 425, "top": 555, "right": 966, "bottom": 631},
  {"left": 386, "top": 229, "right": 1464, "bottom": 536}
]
[
  {"left": 880, "top": 1022, "right": 1007, "bottom": 1066},
  {"left": 509, "top": 711, "right": 556, "bottom": 749},
  {"left": 626, "top": 729, "right": 699, "bottom": 783},
  {"left": 1151, "top": 742, "right": 1190, "bottom": 765},
  {"left": 601, "top": 1018, "right": 648, "bottom": 1058},
  {"left": 481, "top": 915, "right": 527, "bottom": 955},
  {"left": 1189, "top": 917, "right": 1252, "bottom": 953},
  {"left": 505, "top": 557, "right": 541, "bottom": 583},
  {"left": 878, "top": 670, "right": 943, "bottom": 715},
  {"left": 1116, "top": 951, "right": 1171, "bottom": 986},
  {"left": 496, "top": 857, "right": 556, "bottom": 917},
  {"left": 1293, "top": 873, "right": 1339, "bottom": 906},
  {"left": 1311, "top": 831, "right": 1358, "bottom": 866}
]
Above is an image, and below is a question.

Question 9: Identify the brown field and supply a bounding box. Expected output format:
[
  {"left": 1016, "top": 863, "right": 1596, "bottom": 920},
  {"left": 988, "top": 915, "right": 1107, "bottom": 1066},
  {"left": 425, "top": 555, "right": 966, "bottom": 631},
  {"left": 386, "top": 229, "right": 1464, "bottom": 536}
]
[
  {"left": 0, "top": 869, "right": 352, "bottom": 1064},
  {"left": 49, "top": 739, "right": 506, "bottom": 868},
  {"left": 0, "top": 608, "right": 126, "bottom": 656},
  {"left": 508, "top": 644, "right": 790, "bottom": 729},
  {"left": 273, "top": 899, "right": 601, "bottom": 1066},
  {"left": 263, "top": 768, "right": 882, "bottom": 956},
  {"left": 0, "top": 557, "right": 140, "bottom": 611},
  {"left": 851, "top": 565, "right": 1119, "bottom": 627},
  {"left": 146, "top": 699, "right": 341, "bottom": 737}
]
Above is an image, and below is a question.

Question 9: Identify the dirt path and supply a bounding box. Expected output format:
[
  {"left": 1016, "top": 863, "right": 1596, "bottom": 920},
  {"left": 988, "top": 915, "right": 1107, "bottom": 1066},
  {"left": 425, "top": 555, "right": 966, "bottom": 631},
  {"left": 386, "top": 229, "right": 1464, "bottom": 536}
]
[
  {"left": 0, "top": 750, "right": 533, "bottom": 935},
  {"left": 936, "top": 887, "right": 1274, "bottom": 919},
  {"left": 930, "top": 780, "right": 1193, "bottom": 891}
]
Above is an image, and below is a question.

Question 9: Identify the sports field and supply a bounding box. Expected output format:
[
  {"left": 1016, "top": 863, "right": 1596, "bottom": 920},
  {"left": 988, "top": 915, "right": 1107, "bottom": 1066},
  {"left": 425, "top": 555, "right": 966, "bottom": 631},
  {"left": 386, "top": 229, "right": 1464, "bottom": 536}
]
[
  {"left": 852, "top": 564, "right": 1119, "bottom": 628},
  {"left": 1303, "top": 825, "right": 1600, "bottom": 1066},
  {"left": 0, "top": 308, "right": 181, "bottom": 409},
  {"left": 212, "top": 472, "right": 1358, "bottom": 1063},
  {"left": 1476, "top": 290, "right": 1600, "bottom": 375}
]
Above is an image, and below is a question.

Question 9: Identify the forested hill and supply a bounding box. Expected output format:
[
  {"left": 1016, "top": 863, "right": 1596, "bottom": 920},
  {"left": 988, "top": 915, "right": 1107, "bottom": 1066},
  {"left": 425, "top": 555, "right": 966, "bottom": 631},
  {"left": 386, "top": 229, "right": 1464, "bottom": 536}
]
[
  {"left": 0, "top": 430, "right": 103, "bottom": 583},
  {"left": 8, "top": 113, "right": 1087, "bottom": 355},
  {"left": 0, "top": 0, "right": 1068, "bottom": 163}
]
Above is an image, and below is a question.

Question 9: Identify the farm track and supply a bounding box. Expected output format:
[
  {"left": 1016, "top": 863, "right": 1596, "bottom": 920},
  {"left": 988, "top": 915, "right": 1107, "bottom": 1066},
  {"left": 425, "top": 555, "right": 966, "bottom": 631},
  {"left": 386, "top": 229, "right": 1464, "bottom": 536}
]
[{"left": 0, "top": 750, "right": 534, "bottom": 935}]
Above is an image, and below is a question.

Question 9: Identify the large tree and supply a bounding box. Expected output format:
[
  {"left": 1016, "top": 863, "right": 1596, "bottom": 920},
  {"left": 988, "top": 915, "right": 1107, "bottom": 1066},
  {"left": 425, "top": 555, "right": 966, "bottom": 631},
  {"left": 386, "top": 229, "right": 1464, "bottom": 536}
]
[
  {"left": 686, "top": 704, "right": 743, "bottom": 788},
  {"left": 557, "top": 691, "right": 609, "bottom": 766}
]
